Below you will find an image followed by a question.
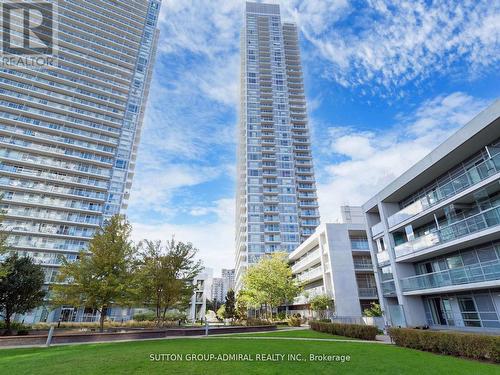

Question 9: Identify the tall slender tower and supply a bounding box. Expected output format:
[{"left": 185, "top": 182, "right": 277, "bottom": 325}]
[
  {"left": 0, "top": 0, "right": 161, "bottom": 322},
  {"left": 235, "top": 2, "right": 320, "bottom": 289}
]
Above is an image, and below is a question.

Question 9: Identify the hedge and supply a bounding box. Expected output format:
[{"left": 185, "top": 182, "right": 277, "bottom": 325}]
[
  {"left": 310, "top": 320, "right": 378, "bottom": 340},
  {"left": 388, "top": 328, "right": 500, "bottom": 363}
]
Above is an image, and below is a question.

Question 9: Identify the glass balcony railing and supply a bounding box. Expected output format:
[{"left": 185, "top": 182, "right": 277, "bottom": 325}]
[
  {"left": 353, "top": 261, "right": 373, "bottom": 269},
  {"left": 381, "top": 280, "right": 396, "bottom": 296},
  {"left": 388, "top": 153, "right": 500, "bottom": 228},
  {"left": 401, "top": 259, "right": 500, "bottom": 292},
  {"left": 371, "top": 221, "right": 384, "bottom": 237},
  {"left": 291, "top": 249, "right": 320, "bottom": 272},
  {"left": 376, "top": 250, "right": 390, "bottom": 265},
  {"left": 358, "top": 287, "right": 378, "bottom": 298},
  {"left": 351, "top": 239, "right": 370, "bottom": 250},
  {"left": 395, "top": 206, "right": 500, "bottom": 258},
  {"left": 297, "top": 267, "right": 322, "bottom": 282}
]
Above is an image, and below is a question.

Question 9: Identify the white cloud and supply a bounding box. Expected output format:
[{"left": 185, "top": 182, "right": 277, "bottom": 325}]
[
  {"left": 290, "top": 0, "right": 499, "bottom": 91},
  {"left": 131, "top": 199, "right": 235, "bottom": 272},
  {"left": 317, "top": 92, "right": 492, "bottom": 222},
  {"left": 128, "top": 164, "right": 222, "bottom": 215}
]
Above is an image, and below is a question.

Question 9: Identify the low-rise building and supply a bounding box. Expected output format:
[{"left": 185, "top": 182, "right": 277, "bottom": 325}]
[
  {"left": 362, "top": 100, "right": 500, "bottom": 332},
  {"left": 188, "top": 268, "right": 213, "bottom": 322},
  {"left": 289, "top": 206, "right": 379, "bottom": 319}
]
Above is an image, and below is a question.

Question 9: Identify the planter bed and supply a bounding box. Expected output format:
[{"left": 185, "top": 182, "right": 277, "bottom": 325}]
[{"left": 0, "top": 325, "right": 277, "bottom": 347}]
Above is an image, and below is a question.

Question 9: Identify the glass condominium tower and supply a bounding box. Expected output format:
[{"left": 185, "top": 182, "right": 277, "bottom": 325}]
[
  {"left": 0, "top": 0, "right": 161, "bottom": 322},
  {"left": 235, "top": 2, "right": 320, "bottom": 289}
]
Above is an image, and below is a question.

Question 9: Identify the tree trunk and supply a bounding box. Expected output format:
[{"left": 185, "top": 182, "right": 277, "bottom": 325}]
[
  {"left": 4, "top": 311, "right": 12, "bottom": 335},
  {"left": 99, "top": 307, "right": 106, "bottom": 333},
  {"left": 156, "top": 292, "right": 162, "bottom": 327}
]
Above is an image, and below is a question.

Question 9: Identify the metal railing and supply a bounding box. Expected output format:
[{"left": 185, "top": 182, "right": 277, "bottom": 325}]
[
  {"left": 388, "top": 153, "right": 500, "bottom": 228},
  {"left": 395, "top": 205, "right": 500, "bottom": 257},
  {"left": 401, "top": 259, "right": 500, "bottom": 292}
]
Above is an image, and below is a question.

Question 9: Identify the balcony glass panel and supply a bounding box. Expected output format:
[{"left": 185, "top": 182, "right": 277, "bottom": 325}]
[
  {"left": 291, "top": 249, "right": 320, "bottom": 272},
  {"left": 358, "top": 287, "right": 378, "bottom": 297},
  {"left": 371, "top": 221, "right": 384, "bottom": 236},
  {"left": 382, "top": 280, "right": 396, "bottom": 296},
  {"left": 395, "top": 206, "right": 500, "bottom": 258},
  {"left": 376, "top": 250, "right": 390, "bottom": 265},
  {"left": 388, "top": 153, "right": 500, "bottom": 228},
  {"left": 401, "top": 259, "right": 500, "bottom": 292},
  {"left": 353, "top": 261, "right": 373, "bottom": 269},
  {"left": 351, "top": 238, "right": 370, "bottom": 250}
]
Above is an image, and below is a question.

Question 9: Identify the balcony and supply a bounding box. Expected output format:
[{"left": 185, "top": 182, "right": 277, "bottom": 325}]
[
  {"left": 292, "top": 249, "right": 321, "bottom": 273},
  {"left": 294, "top": 286, "right": 325, "bottom": 305},
  {"left": 351, "top": 239, "right": 370, "bottom": 251},
  {"left": 297, "top": 266, "right": 323, "bottom": 282},
  {"left": 394, "top": 205, "right": 500, "bottom": 258},
  {"left": 387, "top": 153, "right": 500, "bottom": 228},
  {"left": 353, "top": 261, "right": 373, "bottom": 270},
  {"left": 371, "top": 221, "right": 384, "bottom": 237},
  {"left": 401, "top": 259, "right": 500, "bottom": 293},
  {"left": 358, "top": 287, "right": 378, "bottom": 298},
  {"left": 381, "top": 280, "right": 397, "bottom": 297},
  {"left": 376, "top": 250, "right": 390, "bottom": 265}
]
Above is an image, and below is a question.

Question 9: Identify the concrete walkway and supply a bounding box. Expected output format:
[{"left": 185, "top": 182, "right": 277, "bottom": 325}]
[{"left": 0, "top": 327, "right": 392, "bottom": 350}]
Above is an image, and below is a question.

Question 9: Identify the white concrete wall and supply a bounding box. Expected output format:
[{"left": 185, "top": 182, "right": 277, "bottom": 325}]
[{"left": 325, "top": 224, "right": 363, "bottom": 317}]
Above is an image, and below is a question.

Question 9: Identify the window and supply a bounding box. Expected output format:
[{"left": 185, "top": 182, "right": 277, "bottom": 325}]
[{"left": 458, "top": 297, "right": 481, "bottom": 327}]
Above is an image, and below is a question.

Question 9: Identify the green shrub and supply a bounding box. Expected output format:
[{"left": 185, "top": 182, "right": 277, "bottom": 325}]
[
  {"left": 275, "top": 312, "right": 287, "bottom": 320},
  {"left": 310, "top": 320, "right": 378, "bottom": 341},
  {"left": 0, "top": 322, "right": 32, "bottom": 331},
  {"left": 31, "top": 320, "right": 179, "bottom": 330},
  {"left": 288, "top": 315, "right": 301, "bottom": 327},
  {"left": 133, "top": 312, "right": 156, "bottom": 322},
  {"left": 245, "top": 318, "right": 273, "bottom": 326},
  {"left": 163, "top": 311, "right": 187, "bottom": 322},
  {"left": 388, "top": 328, "right": 500, "bottom": 363}
]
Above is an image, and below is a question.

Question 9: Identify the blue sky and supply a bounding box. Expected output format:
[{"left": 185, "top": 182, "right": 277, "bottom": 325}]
[{"left": 127, "top": 0, "right": 500, "bottom": 274}]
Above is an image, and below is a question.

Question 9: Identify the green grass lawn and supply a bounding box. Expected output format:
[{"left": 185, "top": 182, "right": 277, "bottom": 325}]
[
  {"left": 224, "top": 327, "right": 356, "bottom": 340},
  {"left": 0, "top": 329, "right": 496, "bottom": 374}
]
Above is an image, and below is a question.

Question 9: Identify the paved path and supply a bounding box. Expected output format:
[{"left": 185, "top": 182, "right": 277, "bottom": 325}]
[{"left": 206, "top": 336, "right": 391, "bottom": 344}]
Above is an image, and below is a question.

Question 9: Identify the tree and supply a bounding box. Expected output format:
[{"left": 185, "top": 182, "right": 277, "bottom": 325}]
[
  {"left": 0, "top": 195, "right": 10, "bottom": 278},
  {"left": 216, "top": 304, "right": 226, "bottom": 320},
  {"left": 0, "top": 254, "right": 46, "bottom": 334},
  {"left": 133, "top": 238, "right": 203, "bottom": 326},
  {"left": 52, "top": 215, "right": 135, "bottom": 332},
  {"left": 242, "top": 252, "right": 302, "bottom": 320},
  {"left": 309, "top": 294, "right": 332, "bottom": 320},
  {"left": 224, "top": 290, "right": 236, "bottom": 321},
  {"left": 206, "top": 299, "right": 221, "bottom": 313},
  {"left": 363, "top": 302, "right": 383, "bottom": 317},
  {"left": 235, "top": 289, "right": 256, "bottom": 320}
]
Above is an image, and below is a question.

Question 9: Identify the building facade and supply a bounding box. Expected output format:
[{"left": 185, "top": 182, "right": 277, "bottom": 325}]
[
  {"left": 211, "top": 277, "right": 225, "bottom": 303},
  {"left": 235, "top": 2, "right": 320, "bottom": 289},
  {"left": 363, "top": 101, "right": 500, "bottom": 332},
  {"left": 289, "top": 206, "right": 379, "bottom": 319},
  {"left": 0, "top": 0, "right": 161, "bottom": 323},
  {"left": 212, "top": 268, "right": 234, "bottom": 303},
  {"left": 222, "top": 268, "right": 235, "bottom": 294},
  {"left": 212, "top": 268, "right": 236, "bottom": 303},
  {"left": 188, "top": 268, "right": 213, "bottom": 322}
]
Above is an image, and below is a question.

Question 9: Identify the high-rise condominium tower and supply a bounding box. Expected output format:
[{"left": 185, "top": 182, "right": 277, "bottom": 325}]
[
  {"left": 235, "top": 2, "right": 320, "bottom": 289},
  {"left": 0, "top": 0, "right": 161, "bottom": 322}
]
